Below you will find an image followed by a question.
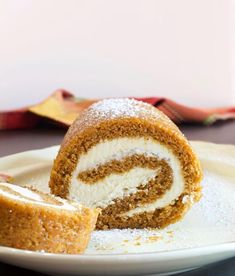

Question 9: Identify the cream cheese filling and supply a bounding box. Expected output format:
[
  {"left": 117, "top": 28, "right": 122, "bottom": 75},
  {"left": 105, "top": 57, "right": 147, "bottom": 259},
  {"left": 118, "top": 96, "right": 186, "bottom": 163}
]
[
  {"left": 70, "top": 167, "right": 159, "bottom": 208},
  {"left": 69, "top": 137, "right": 185, "bottom": 215},
  {"left": 0, "top": 183, "right": 77, "bottom": 211}
]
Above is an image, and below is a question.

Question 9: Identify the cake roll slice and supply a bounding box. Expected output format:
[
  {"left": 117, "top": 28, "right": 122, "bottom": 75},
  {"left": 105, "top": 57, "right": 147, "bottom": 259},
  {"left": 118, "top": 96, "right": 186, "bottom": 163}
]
[
  {"left": 0, "top": 183, "right": 99, "bottom": 253},
  {"left": 50, "top": 98, "right": 202, "bottom": 229}
]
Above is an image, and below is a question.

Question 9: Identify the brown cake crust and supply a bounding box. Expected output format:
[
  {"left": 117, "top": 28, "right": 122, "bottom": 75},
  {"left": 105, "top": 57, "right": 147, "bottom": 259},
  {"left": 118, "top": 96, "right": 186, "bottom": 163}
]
[
  {"left": 0, "top": 183, "right": 99, "bottom": 254},
  {"left": 49, "top": 98, "right": 202, "bottom": 229}
]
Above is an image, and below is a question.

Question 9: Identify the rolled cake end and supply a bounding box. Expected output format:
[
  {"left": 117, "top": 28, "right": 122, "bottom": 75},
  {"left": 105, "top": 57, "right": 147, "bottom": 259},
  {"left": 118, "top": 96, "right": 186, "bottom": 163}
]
[{"left": 0, "top": 183, "right": 99, "bottom": 253}]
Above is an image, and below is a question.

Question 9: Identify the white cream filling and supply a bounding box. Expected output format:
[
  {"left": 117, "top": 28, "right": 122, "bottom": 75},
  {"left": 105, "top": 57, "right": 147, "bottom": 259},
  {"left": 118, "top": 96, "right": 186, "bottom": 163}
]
[
  {"left": 0, "top": 183, "right": 76, "bottom": 211},
  {"left": 69, "top": 137, "right": 185, "bottom": 215},
  {"left": 70, "top": 167, "right": 159, "bottom": 208}
]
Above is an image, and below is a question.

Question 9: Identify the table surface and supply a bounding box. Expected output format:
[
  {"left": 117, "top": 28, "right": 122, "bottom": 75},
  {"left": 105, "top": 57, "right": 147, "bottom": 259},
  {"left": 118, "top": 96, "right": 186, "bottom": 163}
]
[{"left": 0, "top": 121, "right": 235, "bottom": 276}]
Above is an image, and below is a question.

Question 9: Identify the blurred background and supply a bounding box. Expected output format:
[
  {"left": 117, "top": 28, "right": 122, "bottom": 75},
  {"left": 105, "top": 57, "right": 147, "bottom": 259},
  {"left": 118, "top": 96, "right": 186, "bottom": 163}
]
[{"left": 0, "top": 0, "right": 234, "bottom": 110}]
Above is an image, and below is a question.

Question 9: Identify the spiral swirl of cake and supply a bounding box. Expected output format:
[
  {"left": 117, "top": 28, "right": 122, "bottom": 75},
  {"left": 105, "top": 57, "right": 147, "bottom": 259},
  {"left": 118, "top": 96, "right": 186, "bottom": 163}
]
[
  {"left": 49, "top": 98, "right": 202, "bottom": 229},
  {"left": 0, "top": 183, "right": 99, "bottom": 253}
]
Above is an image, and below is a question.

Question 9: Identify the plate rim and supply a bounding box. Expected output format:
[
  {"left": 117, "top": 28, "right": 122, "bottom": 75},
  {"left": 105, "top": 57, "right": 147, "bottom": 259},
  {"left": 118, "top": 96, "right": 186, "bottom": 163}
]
[{"left": 1, "top": 241, "right": 235, "bottom": 261}]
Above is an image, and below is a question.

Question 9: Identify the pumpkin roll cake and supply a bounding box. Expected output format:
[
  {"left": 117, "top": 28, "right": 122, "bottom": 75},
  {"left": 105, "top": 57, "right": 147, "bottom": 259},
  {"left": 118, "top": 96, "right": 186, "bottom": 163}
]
[
  {"left": 49, "top": 98, "right": 202, "bottom": 229},
  {"left": 0, "top": 183, "right": 99, "bottom": 253}
]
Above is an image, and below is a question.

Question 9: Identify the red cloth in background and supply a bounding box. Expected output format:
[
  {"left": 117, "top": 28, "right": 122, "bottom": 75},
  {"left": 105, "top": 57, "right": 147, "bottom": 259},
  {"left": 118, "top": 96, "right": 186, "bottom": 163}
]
[{"left": 1, "top": 90, "right": 235, "bottom": 130}]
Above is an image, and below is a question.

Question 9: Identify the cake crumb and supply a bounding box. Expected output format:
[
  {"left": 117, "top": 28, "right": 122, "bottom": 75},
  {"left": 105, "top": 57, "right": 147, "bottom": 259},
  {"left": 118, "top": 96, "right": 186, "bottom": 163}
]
[
  {"left": 167, "top": 230, "right": 174, "bottom": 236},
  {"left": 147, "top": 235, "right": 162, "bottom": 242}
]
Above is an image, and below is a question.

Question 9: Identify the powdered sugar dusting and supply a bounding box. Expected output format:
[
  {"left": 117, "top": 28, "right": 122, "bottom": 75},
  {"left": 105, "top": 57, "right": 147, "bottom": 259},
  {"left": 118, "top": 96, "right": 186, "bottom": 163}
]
[
  {"left": 89, "top": 98, "right": 159, "bottom": 121},
  {"left": 195, "top": 171, "right": 235, "bottom": 228},
  {"left": 83, "top": 98, "right": 180, "bottom": 132},
  {"left": 63, "top": 98, "right": 182, "bottom": 146},
  {"left": 182, "top": 194, "right": 194, "bottom": 204}
]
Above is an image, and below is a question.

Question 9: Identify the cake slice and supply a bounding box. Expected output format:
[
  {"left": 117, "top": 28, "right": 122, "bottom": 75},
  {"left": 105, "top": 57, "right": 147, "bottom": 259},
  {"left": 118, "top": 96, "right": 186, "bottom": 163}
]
[
  {"left": 50, "top": 98, "right": 202, "bottom": 229},
  {"left": 0, "top": 182, "right": 99, "bottom": 253}
]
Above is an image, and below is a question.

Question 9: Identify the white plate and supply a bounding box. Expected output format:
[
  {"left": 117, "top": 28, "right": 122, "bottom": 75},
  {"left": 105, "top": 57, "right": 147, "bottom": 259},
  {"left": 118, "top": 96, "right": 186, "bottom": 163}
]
[{"left": 0, "top": 141, "right": 235, "bottom": 276}]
